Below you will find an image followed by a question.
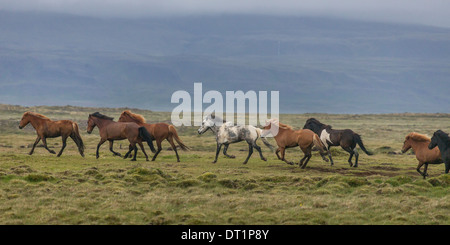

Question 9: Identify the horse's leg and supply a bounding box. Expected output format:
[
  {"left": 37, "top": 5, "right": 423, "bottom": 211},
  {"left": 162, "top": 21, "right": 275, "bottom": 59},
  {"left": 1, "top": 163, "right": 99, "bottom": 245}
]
[
  {"left": 222, "top": 144, "right": 235, "bottom": 158},
  {"left": 108, "top": 140, "right": 122, "bottom": 157},
  {"left": 124, "top": 145, "right": 134, "bottom": 159},
  {"left": 445, "top": 160, "right": 450, "bottom": 174},
  {"left": 342, "top": 146, "right": 354, "bottom": 167},
  {"left": 167, "top": 138, "right": 180, "bottom": 162},
  {"left": 41, "top": 137, "right": 56, "bottom": 154},
  {"left": 129, "top": 143, "right": 138, "bottom": 161},
  {"left": 275, "top": 148, "right": 281, "bottom": 160},
  {"left": 299, "top": 147, "right": 312, "bottom": 168},
  {"left": 56, "top": 135, "right": 68, "bottom": 157},
  {"left": 423, "top": 163, "right": 429, "bottom": 178},
  {"left": 280, "top": 147, "right": 294, "bottom": 165},
  {"left": 353, "top": 148, "right": 360, "bottom": 168},
  {"left": 327, "top": 149, "right": 334, "bottom": 166},
  {"left": 151, "top": 140, "right": 163, "bottom": 161},
  {"left": 243, "top": 144, "right": 254, "bottom": 164},
  {"left": 96, "top": 138, "right": 107, "bottom": 159},
  {"left": 253, "top": 143, "right": 267, "bottom": 161},
  {"left": 300, "top": 154, "right": 312, "bottom": 169},
  {"left": 212, "top": 143, "right": 223, "bottom": 163},
  {"left": 138, "top": 142, "right": 149, "bottom": 161},
  {"left": 29, "top": 136, "right": 41, "bottom": 155}
]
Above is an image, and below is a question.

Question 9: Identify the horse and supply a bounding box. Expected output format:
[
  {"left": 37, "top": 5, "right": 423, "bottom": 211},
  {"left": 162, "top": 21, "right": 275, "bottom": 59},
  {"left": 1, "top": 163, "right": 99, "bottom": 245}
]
[
  {"left": 262, "top": 119, "right": 329, "bottom": 169},
  {"left": 401, "top": 132, "right": 442, "bottom": 179},
  {"left": 87, "top": 112, "right": 155, "bottom": 161},
  {"left": 118, "top": 110, "right": 189, "bottom": 162},
  {"left": 18, "top": 112, "right": 85, "bottom": 157},
  {"left": 303, "top": 118, "right": 372, "bottom": 167},
  {"left": 428, "top": 130, "right": 450, "bottom": 175},
  {"left": 197, "top": 114, "right": 274, "bottom": 164}
]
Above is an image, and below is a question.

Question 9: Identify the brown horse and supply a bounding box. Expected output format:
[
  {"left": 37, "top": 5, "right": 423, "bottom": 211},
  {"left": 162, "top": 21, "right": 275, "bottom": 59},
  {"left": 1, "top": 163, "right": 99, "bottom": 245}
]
[
  {"left": 401, "top": 132, "right": 442, "bottom": 179},
  {"left": 262, "top": 119, "right": 329, "bottom": 169},
  {"left": 118, "top": 110, "right": 189, "bottom": 162},
  {"left": 18, "top": 112, "right": 85, "bottom": 157},
  {"left": 87, "top": 112, "right": 155, "bottom": 161}
]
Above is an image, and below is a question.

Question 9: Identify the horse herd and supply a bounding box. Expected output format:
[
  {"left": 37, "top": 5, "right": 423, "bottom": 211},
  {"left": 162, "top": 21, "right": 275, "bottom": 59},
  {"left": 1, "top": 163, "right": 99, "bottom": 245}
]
[{"left": 17, "top": 111, "right": 450, "bottom": 179}]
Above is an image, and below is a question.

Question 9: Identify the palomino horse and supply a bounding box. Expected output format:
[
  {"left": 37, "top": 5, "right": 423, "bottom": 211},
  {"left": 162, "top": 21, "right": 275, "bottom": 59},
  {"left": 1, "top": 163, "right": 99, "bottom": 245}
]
[
  {"left": 87, "top": 112, "right": 155, "bottom": 161},
  {"left": 428, "top": 130, "right": 450, "bottom": 175},
  {"left": 197, "top": 114, "right": 274, "bottom": 164},
  {"left": 118, "top": 110, "right": 188, "bottom": 162},
  {"left": 19, "top": 112, "right": 85, "bottom": 157},
  {"left": 262, "top": 119, "right": 329, "bottom": 169},
  {"left": 401, "top": 132, "right": 442, "bottom": 178},
  {"left": 303, "top": 118, "right": 372, "bottom": 167}
]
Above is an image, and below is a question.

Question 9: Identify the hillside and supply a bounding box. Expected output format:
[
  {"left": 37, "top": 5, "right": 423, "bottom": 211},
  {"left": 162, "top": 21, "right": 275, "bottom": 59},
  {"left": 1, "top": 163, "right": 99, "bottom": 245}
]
[{"left": 0, "top": 12, "right": 449, "bottom": 113}]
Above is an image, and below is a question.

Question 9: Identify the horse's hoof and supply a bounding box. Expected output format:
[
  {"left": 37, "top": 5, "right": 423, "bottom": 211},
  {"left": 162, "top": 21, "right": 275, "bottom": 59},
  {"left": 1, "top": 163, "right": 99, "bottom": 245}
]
[
  {"left": 230, "top": 155, "right": 236, "bottom": 158},
  {"left": 50, "top": 151, "right": 56, "bottom": 154},
  {"left": 288, "top": 162, "right": 294, "bottom": 165},
  {"left": 242, "top": 162, "right": 248, "bottom": 165},
  {"left": 131, "top": 159, "right": 136, "bottom": 161},
  {"left": 212, "top": 161, "right": 217, "bottom": 164},
  {"left": 262, "top": 158, "right": 267, "bottom": 161}
]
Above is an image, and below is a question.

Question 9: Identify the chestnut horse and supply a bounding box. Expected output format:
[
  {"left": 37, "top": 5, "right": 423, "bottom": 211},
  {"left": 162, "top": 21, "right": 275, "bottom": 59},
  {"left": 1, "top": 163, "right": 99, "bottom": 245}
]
[
  {"left": 18, "top": 112, "right": 85, "bottom": 157},
  {"left": 428, "top": 130, "right": 450, "bottom": 175},
  {"left": 118, "top": 110, "right": 189, "bottom": 162},
  {"left": 262, "top": 119, "right": 329, "bottom": 169},
  {"left": 87, "top": 112, "right": 155, "bottom": 161},
  {"left": 401, "top": 132, "right": 442, "bottom": 179}
]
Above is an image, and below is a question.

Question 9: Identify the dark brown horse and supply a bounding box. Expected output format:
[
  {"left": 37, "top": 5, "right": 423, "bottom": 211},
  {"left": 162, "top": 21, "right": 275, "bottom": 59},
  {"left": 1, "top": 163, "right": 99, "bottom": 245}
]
[
  {"left": 401, "top": 132, "right": 442, "bottom": 178},
  {"left": 118, "top": 110, "right": 189, "bottom": 162},
  {"left": 303, "top": 118, "right": 372, "bottom": 167},
  {"left": 19, "top": 111, "right": 85, "bottom": 157},
  {"left": 262, "top": 119, "right": 329, "bottom": 169},
  {"left": 87, "top": 112, "right": 155, "bottom": 161},
  {"left": 428, "top": 130, "right": 450, "bottom": 175}
]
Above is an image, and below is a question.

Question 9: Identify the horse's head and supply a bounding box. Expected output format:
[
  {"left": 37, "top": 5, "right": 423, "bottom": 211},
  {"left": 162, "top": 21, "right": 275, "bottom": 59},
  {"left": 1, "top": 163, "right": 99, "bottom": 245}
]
[
  {"left": 428, "top": 130, "right": 444, "bottom": 150},
  {"left": 198, "top": 115, "right": 217, "bottom": 134},
  {"left": 401, "top": 135, "right": 413, "bottom": 153},
  {"left": 87, "top": 114, "right": 97, "bottom": 134},
  {"left": 261, "top": 119, "right": 279, "bottom": 137},
  {"left": 19, "top": 112, "right": 31, "bottom": 129},
  {"left": 303, "top": 118, "right": 322, "bottom": 133},
  {"left": 118, "top": 112, "right": 130, "bottom": 123}
]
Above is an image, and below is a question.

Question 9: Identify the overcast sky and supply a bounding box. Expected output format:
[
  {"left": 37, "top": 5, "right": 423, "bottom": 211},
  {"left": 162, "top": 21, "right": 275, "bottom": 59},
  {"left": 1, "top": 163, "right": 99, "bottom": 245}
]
[{"left": 1, "top": 0, "right": 450, "bottom": 28}]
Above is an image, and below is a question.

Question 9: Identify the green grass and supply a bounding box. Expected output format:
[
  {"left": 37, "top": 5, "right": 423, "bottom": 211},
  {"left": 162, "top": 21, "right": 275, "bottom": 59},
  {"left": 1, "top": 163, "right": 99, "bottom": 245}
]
[{"left": 0, "top": 104, "right": 449, "bottom": 224}]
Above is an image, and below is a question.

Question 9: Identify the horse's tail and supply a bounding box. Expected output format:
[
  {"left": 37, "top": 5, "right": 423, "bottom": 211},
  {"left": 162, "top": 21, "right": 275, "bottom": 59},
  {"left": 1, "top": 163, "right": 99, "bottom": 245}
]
[
  {"left": 353, "top": 134, "right": 373, "bottom": 155},
  {"left": 312, "top": 133, "right": 327, "bottom": 154},
  {"left": 71, "top": 122, "right": 85, "bottom": 157},
  {"left": 169, "top": 125, "right": 189, "bottom": 151},
  {"left": 256, "top": 128, "right": 275, "bottom": 152},
  {"left": 139, "top": 127, "right": 157, "bottom": 153}
]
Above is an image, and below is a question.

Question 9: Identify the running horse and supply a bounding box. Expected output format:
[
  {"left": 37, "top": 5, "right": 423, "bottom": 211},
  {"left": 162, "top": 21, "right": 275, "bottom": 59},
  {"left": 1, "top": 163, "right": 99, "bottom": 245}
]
[
  {"left": 401, "top": 132, "right": 442, "bottom": 178},
  {"left": 198, "top": 114, "right": 274, "bottom": 164},
  {"left": 303, "top": 118, "right": 372, "bottom": 167},
  {"left": 262, "top": 119, "right": 329, "bottom": 169},
  {"left": 87, "top": 112, "right": 155, "bottom": 161},
  {"left": 18, "top": 112, "right": 85, "bottom": 157},
  {"left": 118, "top": 110, "right": 189, "bottom": 162},
  {"left": 428, "top": 130, "right": 450, "bottom": 176}
]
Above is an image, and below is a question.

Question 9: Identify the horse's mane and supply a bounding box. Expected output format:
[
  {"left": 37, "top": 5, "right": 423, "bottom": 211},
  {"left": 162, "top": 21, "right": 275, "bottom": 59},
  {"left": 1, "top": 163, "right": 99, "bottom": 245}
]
[
  {"left": 24, "top": 111, "right": 51, "bottom": 120},
  {"left": 278, "top": 122, "right": 293, "bottom": 130},
  {"left": 121, "top": 110, "right": 146, "bottom": 124},
  {"left": 90, "top": 112, "right": 114, "bottom": 121},
  {"left": 306, "top": 118, "right": 331, "bottom": 129},
  {"left": 406, "top": 132, "right": 430, "bottom": 142},
  {"left": 435, "top": 130, "right": 450, "bottom": 143},
  {"left": 207, "top": 114, "right": 227, "bottom": 124},
  {"left": 266, "top": 119, "right": 292, "bottom": 130}
]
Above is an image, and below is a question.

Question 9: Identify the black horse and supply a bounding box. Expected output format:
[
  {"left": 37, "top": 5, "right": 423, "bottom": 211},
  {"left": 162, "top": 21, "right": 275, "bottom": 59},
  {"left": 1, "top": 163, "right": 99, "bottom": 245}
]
[
  {"left": 428, "top": 130, "right": 450, "bottom": 175},
  {"left": 303, "top": 118, "right": 372, "bottom": 167}
]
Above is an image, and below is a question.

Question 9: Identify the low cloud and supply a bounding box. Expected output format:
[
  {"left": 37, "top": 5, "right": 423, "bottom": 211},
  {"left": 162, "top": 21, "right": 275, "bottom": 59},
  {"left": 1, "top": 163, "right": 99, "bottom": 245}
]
[{"left": 1, "top": 0, "right": 450, "bottom": 28}]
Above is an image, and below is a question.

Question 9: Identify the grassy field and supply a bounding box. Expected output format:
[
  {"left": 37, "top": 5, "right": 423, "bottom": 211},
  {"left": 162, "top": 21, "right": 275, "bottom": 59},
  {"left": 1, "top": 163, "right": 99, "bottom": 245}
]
[{"left": 0, "top": 104, "right": 449, "bottom": 225}]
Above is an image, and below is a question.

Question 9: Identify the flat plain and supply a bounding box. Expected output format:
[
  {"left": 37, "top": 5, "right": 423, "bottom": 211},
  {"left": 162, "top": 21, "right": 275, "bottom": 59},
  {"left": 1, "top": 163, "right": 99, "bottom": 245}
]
[{"left": 0, "top": 104, "right": 449, "bottom": 225}]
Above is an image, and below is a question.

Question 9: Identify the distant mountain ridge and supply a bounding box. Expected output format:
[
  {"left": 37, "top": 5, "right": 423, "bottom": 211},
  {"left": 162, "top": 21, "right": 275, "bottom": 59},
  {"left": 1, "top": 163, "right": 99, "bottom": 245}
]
[{"left": 0, "top": 11, "right": 449, "bottom": 113}]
